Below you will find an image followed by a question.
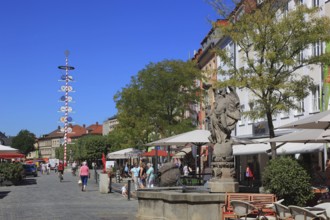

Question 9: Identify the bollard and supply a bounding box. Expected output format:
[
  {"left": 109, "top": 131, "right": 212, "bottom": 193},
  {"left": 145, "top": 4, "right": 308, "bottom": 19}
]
[
  {"left": 95, "top": 169, "right": 98, "bottom": 184},
  {"left": 127, "top": 180, "right": 131, "bottom": 201},
  {"left": 108, "top": 176, "right": 112, "bottom": 193}
]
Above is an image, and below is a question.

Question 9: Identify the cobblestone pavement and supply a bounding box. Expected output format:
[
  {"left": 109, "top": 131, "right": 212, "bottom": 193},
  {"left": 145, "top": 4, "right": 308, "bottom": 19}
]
[{"left": 0, "top": 169, "right": 138, "bottom": 220}]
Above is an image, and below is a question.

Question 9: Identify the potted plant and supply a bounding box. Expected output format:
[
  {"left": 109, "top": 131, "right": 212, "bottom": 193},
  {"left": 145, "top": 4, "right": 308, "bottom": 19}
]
[{"left": 262, "top": 156, "right": 314, "bottom": 206}]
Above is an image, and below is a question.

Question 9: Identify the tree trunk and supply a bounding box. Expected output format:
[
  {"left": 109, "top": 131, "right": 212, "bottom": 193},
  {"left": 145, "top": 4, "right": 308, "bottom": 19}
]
[{"left": 266, "top": 111, "right": 276, "bottom": 159}]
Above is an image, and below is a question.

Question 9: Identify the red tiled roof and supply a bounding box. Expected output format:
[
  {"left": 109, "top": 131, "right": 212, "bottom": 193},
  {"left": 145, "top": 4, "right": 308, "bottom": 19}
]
[
  {"left": 86, "top": 123, "right": 103, "bottom": 135},
  {"left": 39, "top": 123, "right": 102, "bottom": 141},
  {"left": 40, "top": 128, "right": 63, "bottom": 139},
  {"left": 67, "top": 125, "right": 88, "bottom": 138}
]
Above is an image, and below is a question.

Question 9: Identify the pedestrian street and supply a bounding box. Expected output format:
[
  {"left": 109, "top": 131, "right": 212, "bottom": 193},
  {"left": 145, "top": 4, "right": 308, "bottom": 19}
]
[{"left": 0, "top": 169, "right": 138, "bottom": 220}]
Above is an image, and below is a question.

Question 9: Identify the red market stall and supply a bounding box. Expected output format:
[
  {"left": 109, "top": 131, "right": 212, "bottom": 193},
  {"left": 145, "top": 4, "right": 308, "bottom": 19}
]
[
  {"left": 0, "top": 152, "right": 25, "bottom": 159},
  {"left": 142, "top": 149, "right": 173, "bottom": 157}
]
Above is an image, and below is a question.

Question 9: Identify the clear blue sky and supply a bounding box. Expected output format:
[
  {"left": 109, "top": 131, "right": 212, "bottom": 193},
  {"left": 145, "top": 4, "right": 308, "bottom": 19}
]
[{"left": 0, "top": 0, "right": 221, "bottom": 138}]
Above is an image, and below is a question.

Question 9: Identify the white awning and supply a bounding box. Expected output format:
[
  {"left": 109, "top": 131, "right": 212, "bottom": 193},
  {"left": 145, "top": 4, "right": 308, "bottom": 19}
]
[
  {"left": 0, "top": 144, "right": 18, "bottom": 152},
  {"left": 233, "top": 143, "right": 324, "bottom": 156},
  {"left": 107, "top": 148, "right": 142, "bottom": 159}
]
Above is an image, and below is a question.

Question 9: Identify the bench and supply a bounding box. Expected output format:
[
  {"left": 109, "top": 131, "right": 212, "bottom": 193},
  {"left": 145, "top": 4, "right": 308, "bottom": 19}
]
[{"left": 222, "top": 193, "right": 277, "bottom": 220}]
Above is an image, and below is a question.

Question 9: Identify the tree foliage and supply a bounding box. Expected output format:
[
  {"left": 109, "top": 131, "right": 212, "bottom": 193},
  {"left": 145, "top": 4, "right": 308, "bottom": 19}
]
[
  {"left": 262, "top": 156, "right": 314, "bottom": 206},
  {"left": 113, "top": 59, "right": 203, "bottom": 149},
  {"left": 0, "top": 163, "right": 24, "bottom": 184},
  {"left": 11, "top": 129, "right": 36, "bottom": 155},
  {"left": 213, "top": 0, "right": 330, "bottom": 157},
  {"left": 55, "top": 135, "right": 109, "bottom": 163}
]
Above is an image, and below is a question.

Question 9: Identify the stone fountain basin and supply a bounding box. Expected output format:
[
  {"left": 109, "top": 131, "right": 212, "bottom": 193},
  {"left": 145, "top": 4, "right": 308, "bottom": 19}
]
[{"left": 136, "top": 187, "right": 226, "bottom": 220}]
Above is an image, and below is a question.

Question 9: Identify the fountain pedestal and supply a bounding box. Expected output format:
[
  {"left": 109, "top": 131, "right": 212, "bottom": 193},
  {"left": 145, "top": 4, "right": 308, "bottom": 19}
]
[
  {"left": 208, "top": 179, "right": 238, "bottom": 193},
  {"left": 210, "top": 142, "right": 239, "bottom": 193}
]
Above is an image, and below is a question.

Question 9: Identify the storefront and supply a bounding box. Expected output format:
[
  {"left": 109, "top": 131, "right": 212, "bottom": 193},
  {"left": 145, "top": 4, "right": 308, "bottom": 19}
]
[{"left": 233, "top": 142, "right": 326, "bottom": 186}]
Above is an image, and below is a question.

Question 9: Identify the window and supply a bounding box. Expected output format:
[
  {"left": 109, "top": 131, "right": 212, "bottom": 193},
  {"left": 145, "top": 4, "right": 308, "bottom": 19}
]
[
  {"left": 295, "top": 99, "right": 304, "bottom": 115},
  {"left": 239, "top": 104, "right": 245, "bottom": 125},
  {"left": 229, "top": 42, "right": 235, "bottom": 62},
  {"left": 280, "top": 110, "right": 289, "bottom": 119},
  {"left": 313, "top": 0, "right": 319, "bottom": 7},
  {"left": 282, "top": 2, "right": 289, "bottom": 16},
  {"left": 248, "top": 101, "right": 254, "bottom": 124},
  {"left": 312, "top": 41, "right": 321, "bottom": 57},
  {"left": 298, "top": 50, "right": 304, "bottom": 64},
  {"left": 311, "top": 85, "right": 320, "bottom": 112}
]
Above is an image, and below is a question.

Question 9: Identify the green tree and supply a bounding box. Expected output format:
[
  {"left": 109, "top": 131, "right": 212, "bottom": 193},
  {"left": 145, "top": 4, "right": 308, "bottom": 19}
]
[
  {"left": 11, "top": 130, "right": 36, "bottom": 155},
  {"left": 114, "top": 59, "right": 203, "bottom": 149},
  {"left": 73, "top": 135, "right": 108, "bottom": 163},
  {"left": 55, "top": 135, "right": 109, "bottom": 163},
  {"left": 213, "top": 0, "right": 330, "bottom": 158},
  {"left": 262, "top": 156, "right": 313, "bottom": 206},
  {"left": 106, "top": 128, "right": 131, "bottom": 151}
]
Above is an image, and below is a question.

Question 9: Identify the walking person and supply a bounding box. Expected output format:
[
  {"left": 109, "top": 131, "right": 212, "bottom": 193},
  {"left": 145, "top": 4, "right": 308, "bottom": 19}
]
[
  {"left": 130, "top": 163, "right": 140, "bottom": 191},
  {"left": 54, "top": 163, "right": 58, "bottom": 173},
  {"left": 71, "top": 161, "right": 77, "bottom": 176},
  {"left": 58, "top": 161, "right": 64, "bottom": 181},
  {"left": 46, "top": 163, "right": 51, "bottom": 175},
  {"left": 79, "top": 161, "right": 90, "bottom": 192},
  {"left": 139, "top": 163, "right": 147, "bottom": 188},
  {"left": 41, "top": 163, "right": 46, "bottom": 175},
  {"left": 146, "top": 163, "right": 155, "bottom": 188},
  {"left": 124, "top": 162, "right": 129, "bottom": 177}
]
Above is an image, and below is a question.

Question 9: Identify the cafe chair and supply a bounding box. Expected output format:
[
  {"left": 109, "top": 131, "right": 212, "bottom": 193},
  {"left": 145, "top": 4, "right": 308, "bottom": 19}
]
[
  {"left": 288, "top": 205, "right": 327, "bottom": 220},
  {"left": 273, "top": 202, "right": 292, "bottom": 220},
  {"left": 230, "top": 200, "right": 258, "bottom": 220},
  {"left": 313, "top": 203, "right": 330, "bottom": 220}
]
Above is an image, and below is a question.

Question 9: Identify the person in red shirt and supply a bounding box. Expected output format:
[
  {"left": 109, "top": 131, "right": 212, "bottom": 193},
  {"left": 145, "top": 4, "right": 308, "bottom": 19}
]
[
  {"left": 58, "top": 161, "right": 64, "bottom": 181},
  {"left": 245, "top": 165, "right": 254, "bottom": 188}
]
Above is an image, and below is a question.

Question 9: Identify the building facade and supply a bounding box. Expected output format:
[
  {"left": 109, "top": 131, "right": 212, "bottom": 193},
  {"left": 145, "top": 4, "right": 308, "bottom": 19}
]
[
  {"left": 102, "top": 115, "right": 119, "bottom": 135},
  {"left": 195, "top": 0, "right": 330, "bottom": 184},
  {"left": 37, "top": 123, "right": 103, "bottom": 159}
]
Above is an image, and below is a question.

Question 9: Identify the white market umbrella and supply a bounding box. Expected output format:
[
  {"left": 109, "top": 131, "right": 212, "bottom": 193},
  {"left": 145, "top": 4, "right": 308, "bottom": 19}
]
[
  {"left": 277, "top": 109, "right": 330, "bottom": 130},
  {"left": 146, "top": 129, "right": 256, "bottom": 146},
  {"left": 146, "top": 130, "right": 210, "bottom": 146},
  {"left": 268, "top": 129, "right": 330, "bottom": 144},
  {"left": 267, "top": 129, "right": 329, "bottom": 167},
  {"left": 107, "top": 148, "right": 142, "bottom": 159},
  {"left": 0, "top": 144, "right": 18, "bottom": 152}
]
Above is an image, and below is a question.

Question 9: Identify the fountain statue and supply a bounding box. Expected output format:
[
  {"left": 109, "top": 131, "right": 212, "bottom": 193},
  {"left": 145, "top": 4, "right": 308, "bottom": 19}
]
[{"left": 207, "top": 86, "right": 241, "bottom": 192}]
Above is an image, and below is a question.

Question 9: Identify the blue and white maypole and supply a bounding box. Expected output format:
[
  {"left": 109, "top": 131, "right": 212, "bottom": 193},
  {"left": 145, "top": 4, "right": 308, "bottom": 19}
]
[{"left": 58, "top": 50, "right": 75, "bottom": 166}]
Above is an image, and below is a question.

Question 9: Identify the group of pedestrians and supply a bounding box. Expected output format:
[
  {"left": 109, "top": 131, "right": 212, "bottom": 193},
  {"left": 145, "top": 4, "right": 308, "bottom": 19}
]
[
  {"left": 130, "top": 162, "right": 155, "bottom": 191},
  {"left": 52, "top": 160, "right": 90, "bottom": 192},
  {"left": 40, "top": 162, "right": 51, "bottom": 175}
]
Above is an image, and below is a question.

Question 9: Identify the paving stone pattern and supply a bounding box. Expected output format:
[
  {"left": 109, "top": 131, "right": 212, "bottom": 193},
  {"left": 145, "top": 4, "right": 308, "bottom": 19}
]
[{"left": 0, "top": 169, "right": 138, "bottom": 220}]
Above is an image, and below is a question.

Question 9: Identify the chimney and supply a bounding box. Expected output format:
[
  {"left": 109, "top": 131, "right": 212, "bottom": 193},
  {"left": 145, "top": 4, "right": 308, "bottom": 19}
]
[
  {"left": 83, "top": 124, "right": 86, "bottom": 128},
  {"left": 58, "top": 126, "right": 61, "bottom": 130},
  {"left": 96, "top": 122, "right": 98, "bottom": 126}
]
